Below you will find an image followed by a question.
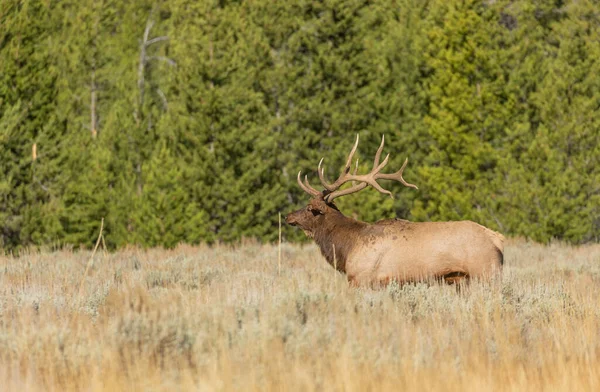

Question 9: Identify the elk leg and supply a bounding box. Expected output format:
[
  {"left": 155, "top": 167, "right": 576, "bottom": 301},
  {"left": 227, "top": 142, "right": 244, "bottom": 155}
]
[
  {"left": 443, "top": 271, "right": 469, "bottom": 285},
  {"left": 347, "top": 276, "right": 361, "bottom": 288}
]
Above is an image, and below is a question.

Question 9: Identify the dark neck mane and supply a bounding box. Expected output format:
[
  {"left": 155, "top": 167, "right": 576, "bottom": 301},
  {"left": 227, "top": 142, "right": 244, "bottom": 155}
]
[{"left": 313, "top": 211, "right": 366, "bottom": 272}]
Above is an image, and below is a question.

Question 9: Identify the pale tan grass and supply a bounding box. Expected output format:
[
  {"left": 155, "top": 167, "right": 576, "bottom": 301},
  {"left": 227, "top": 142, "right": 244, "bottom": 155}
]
[{"left": 0, "top": 239, "right": 599, "bottom": 391}]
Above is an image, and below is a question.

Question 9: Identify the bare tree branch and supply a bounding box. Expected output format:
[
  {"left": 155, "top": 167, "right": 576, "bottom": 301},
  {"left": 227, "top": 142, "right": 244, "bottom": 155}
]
[
  {"left": 146, "top": 36, "right": 169, "bottom": 46},
  {"left": 91, "top": 67, "right": 97, "bottom": 138},
  {"left": 136, "top": 18, "right": 155, "bottom": 124},
  {"left": 156, "top": 88, "right": 168, "bottom": 111},
  {"left": 147, "top": 55, "right": 176, "bottom": 67},
  {"left": 135, "top": 16, "right": 172, "bottom": 124}
]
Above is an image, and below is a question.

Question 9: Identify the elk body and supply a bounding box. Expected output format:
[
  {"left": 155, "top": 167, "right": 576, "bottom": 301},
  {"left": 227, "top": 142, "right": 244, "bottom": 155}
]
[{"left": 286, "top": 135, "right": 504, "bottom": 287}]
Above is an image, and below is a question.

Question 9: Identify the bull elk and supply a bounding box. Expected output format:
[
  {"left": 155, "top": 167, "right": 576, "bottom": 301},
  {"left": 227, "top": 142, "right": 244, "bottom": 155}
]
[{"left": 286, "top": 135, "right": 504, "bottom": 287}]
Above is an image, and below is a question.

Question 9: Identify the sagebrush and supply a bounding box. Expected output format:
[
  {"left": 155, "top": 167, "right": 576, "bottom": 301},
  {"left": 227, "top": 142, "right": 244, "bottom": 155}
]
[{"left": 1, "top": 239, "right": 599, "bottom": 391}]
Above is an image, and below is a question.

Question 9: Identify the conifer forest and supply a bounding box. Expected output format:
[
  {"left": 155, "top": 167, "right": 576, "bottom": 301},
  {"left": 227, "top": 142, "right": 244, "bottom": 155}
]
[{"left": 1, "top": 0, "right": 599, "bottom": 250}]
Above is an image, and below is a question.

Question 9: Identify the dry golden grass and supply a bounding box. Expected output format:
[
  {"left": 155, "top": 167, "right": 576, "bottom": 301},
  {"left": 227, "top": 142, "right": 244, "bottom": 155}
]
[{"left": 1, "top": 239, "right": 600, "bottom": 391}]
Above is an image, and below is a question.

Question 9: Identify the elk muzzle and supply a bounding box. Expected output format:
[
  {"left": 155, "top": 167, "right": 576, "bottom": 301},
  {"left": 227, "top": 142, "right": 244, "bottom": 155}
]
[{"left": 285, "top": 210, "right": 302, "bottom": 226}]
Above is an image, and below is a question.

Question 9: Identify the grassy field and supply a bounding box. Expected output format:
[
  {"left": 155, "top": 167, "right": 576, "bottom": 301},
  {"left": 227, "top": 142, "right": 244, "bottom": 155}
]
[{"left": 1, "top": 239, "right": 599, "bottom": 391}]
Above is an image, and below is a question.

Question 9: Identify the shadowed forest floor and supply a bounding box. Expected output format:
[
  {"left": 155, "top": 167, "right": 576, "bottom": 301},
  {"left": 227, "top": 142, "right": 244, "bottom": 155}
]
[{"left": 1, "top": 239, "right": 599, "bottom": 391}]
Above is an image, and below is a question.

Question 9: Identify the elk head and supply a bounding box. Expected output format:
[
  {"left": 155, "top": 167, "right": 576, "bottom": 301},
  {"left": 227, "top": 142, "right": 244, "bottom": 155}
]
[{"left": 286, "top": 134, "right": 418, "bottom": 237}]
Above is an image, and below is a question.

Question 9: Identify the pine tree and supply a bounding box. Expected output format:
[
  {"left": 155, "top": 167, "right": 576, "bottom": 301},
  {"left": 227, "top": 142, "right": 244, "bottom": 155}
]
[
  {"left": 1, "top": 0, "right": 598, "bottom": 249},
  {"left": 164, "top": 0, "right": 286, "bottom": 242},
  {"left": 500, "top": 0, "right": 600, "bottom": 242},
  {"left": 0, "top": 0, "right": 69, "bottom": 249},
  {"left": 410, "top": 0, "right": 511, "bottom": 230}
]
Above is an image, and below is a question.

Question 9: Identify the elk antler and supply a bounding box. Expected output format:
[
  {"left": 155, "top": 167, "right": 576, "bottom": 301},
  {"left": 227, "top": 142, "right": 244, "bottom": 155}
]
[
  {"left": 296, "top": 171, "right": 321, "bottom": 197},
  {"left": 318, "top": 134, "right": 418, "bottom": 202}
]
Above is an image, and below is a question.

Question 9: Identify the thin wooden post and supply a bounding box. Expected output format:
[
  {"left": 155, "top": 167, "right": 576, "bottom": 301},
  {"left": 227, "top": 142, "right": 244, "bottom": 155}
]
[{"left": 278, "top": 212, "right": 282, "bottom": 276}]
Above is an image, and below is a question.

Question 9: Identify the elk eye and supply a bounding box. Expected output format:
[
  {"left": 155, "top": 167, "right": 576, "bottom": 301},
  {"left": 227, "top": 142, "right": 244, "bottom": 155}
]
[{"left": 310, "top": 208, "right": 321, "bottom": 216}]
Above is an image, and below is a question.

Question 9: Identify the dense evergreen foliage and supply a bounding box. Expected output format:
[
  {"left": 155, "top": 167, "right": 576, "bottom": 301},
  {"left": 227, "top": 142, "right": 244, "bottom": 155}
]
[{"left": 1, "top": 0, "right": 598, "bottom": 250}]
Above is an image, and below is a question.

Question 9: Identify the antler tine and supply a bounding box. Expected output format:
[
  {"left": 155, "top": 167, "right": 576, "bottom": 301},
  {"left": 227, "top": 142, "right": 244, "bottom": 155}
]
[
  {"left": 376, "top": 158, "right": 419, "bottom": 189},
  {"left": 351, "top": 158, "right": 359, "bottom": 186},
  {"left": 318, "top": 134, "right": 360, "bottom": 191},
  {"left": 373, "top": 135, "right": 385, "bottom": 167},
  {"left": 345, "top": 133, "right": 360, "bottom": 171},
  {"left": 297, "top": 171, "right": 321, "bottom": 197},
  {"left": 318, "top": 158, "right": 335, "bottom": 191},
  {"left": 324, "top": 135, "right": 419, "bottom": 202},
  {"left": 325, "top": 152, "right": 393, "bottom": 201},
  {"left": 324, "top": 182, "right": 368, "bottom": 201},
  {"left": 344, "top": 133, "right": 358, "bottom": 172},
  {"left": 304, "top": 174, "right": 320, "bottom": 192}
]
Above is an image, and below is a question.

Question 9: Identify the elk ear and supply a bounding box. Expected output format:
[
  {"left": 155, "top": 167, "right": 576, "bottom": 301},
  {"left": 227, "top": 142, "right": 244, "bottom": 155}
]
[{"left": 307, "top": 203, "right": 325, "bottom": 215}]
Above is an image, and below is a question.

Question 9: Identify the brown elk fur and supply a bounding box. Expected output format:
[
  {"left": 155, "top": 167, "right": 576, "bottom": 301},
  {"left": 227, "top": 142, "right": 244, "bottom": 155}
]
[
  {"left": 288, "top": 134, "right": 505, "bottom": 288},
  {"left": 286, "top": 195, "right": 504, "bottom": 287}
]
